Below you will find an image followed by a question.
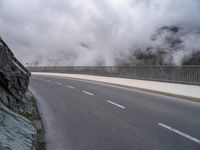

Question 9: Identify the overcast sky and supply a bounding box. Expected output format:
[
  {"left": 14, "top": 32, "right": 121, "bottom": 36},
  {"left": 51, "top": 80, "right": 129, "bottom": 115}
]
[{"left": 0, "top": 0, "right": 200, "bottom": 66}]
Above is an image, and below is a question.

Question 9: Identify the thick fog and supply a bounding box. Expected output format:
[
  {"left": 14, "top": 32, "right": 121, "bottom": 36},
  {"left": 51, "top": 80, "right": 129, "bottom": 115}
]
[{"left": 0, "top": 0, "right": 200, "bottom": 66}]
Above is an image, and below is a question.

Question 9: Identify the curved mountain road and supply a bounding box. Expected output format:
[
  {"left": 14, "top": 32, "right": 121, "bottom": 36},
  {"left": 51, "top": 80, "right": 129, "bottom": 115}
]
[{"left": 30, "top": 74, "right": 200, "bottom": 150}]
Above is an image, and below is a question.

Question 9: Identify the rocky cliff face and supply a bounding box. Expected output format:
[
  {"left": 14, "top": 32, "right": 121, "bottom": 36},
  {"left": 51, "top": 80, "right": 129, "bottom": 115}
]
[
  {"left": 0, "top": 37, "right": 30, "bottom": 111},
  {"left": 0, "top": 37, "right": 37, "bottom": 150}
]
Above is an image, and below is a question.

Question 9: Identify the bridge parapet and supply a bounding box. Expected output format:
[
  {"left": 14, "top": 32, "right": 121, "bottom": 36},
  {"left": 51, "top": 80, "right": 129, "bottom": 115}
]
[{"left": 28, "top": 66, "right": 200, "bottom": 85}]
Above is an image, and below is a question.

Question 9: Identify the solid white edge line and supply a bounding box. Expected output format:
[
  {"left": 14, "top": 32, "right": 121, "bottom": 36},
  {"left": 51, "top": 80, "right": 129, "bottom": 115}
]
[
  {"left": 56, "top": 82, "right": 63, "bottom": 85},
  {"left": 67, "top": 85, "right": 75, "bottom": 89},
  {"left": 82, "top": 91, "right": 94, "bottom": 96},
  {"left": 158, "top": 123, "right": 200, "bottom": 144},
  {"left": 107, "top": 100, "right": 126, "bottom": 109}
]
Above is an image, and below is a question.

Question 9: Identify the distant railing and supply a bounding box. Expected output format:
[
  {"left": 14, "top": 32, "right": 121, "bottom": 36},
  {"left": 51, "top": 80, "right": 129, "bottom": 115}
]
[{"left": 28, "top": 66, "right": 200, "bottom": 85}]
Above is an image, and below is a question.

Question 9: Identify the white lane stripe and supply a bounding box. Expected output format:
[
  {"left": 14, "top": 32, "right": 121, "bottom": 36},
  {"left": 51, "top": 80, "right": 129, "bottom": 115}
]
[
  {"left": 158, "top": 123, "right": 200, "bottom": 144},
  {"left": 46, "top": 80, "right": 51, "bottom": 82},
  {"left": 38, "top": 78, "right": 43, "bottom": 81},
  {"left": 82, "top": 91, "right": 94, "bottom": 96},
  {"left": 56, "top": 82, "right": 63, "bottom": 86},
  {"left": 67, "top": 85, "right": 75, "bottom": 89},
  {"left": 107, "top": 100, "right": 126, "bottom": 109},
  {"left": 31, "top": 77, "right": 36, "bottom": 79}
]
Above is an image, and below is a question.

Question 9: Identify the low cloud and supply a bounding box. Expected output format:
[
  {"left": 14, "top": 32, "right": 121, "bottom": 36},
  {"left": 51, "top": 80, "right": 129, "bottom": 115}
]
[{"left": 0, "top": 0, "right": 200, "bottom": 66}]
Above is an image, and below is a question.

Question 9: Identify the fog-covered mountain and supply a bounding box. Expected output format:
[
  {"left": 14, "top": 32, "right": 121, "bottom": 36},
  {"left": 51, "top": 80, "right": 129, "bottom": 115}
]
[{"left": 117, "top": 26, "right": 200, "bottom": 66}]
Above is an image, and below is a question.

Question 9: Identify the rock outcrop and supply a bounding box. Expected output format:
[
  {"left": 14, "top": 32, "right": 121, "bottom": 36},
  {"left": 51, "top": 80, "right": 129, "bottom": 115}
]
[
  {"left": 0, "top": 103, "right": 36, "bottom": 150},
  {"left": 0, "top": 37, "right": 37, "bottom": 150},
  {"left": 0, "top": 37, "right": 30, "bottom": 111}
]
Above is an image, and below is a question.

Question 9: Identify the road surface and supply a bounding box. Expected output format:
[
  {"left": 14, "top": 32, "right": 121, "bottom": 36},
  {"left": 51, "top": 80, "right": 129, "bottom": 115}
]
[{"left": 30, "top": 74, "right": 200, "bottom": 150}]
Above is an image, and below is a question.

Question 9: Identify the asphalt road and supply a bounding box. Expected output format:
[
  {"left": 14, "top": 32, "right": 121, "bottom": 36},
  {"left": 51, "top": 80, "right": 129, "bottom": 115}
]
[{"left": 30, "top": 74, "right": 200, "bottom": 150}]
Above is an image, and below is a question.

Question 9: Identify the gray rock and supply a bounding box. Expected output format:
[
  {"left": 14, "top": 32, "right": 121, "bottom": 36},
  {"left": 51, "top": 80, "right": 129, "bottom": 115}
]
[
  {"left": 0, "top": 37, "right": 36, "bottom": 150},
  {"left": 0, "top": 103, "right": 36, "bottom": 150},
  {"left": 0, "top": 37, "right": 30, "bottom": 111}
]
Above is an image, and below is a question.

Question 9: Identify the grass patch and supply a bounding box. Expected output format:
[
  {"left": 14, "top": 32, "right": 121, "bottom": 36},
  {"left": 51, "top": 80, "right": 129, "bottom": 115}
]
[
  {"left": 30, "top": 96, "right": 37, "bottom": 108},
  {"left": 37, "top": 128, "right": 44, "bottom": 134},
  {"left": 38, "top": 141, "right": 47, "bottom": 150},
  {"left": 19, "top": 112, "right": 32, "bottom": 120},
  {"left": 21, "top": 91, "right": 46, "bottom": 150}
]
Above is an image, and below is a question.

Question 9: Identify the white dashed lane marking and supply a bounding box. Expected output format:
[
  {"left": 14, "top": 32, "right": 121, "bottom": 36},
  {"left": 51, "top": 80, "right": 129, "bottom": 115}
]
[
  {"left": 67, "top": 85, "right": 75, "bottom": 89},
  {"left": 158, "top": 123, "right": 200, "bottom": 144},
  {"left": 56, "top": 82, "right": 63, "bottom": 86},
  {"left": 82, "top": 91, "right": 94, "bottom": 96},
  {"left": 107, "top": 100, "right": 126, "bottom": 109}
]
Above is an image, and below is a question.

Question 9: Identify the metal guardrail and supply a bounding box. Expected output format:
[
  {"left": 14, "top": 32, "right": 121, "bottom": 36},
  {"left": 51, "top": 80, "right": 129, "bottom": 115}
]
[{"left": 28, "top": 66, "right": 200, "bottom": 85}]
